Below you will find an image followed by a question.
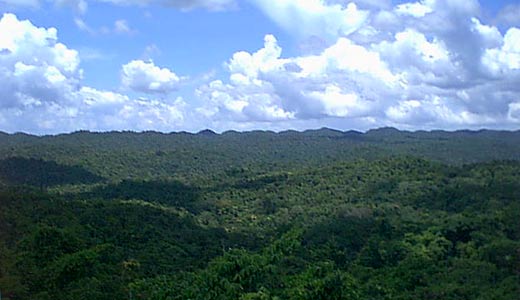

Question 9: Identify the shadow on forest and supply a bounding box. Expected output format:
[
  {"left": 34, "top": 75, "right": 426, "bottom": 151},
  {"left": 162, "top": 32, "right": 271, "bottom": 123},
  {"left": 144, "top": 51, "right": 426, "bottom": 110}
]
[
  {"left": 0, "top": 157, "right": 104, "bottom": 188},
  {"left": 85, "top": 179, "right": 201, "bottom": 212}
]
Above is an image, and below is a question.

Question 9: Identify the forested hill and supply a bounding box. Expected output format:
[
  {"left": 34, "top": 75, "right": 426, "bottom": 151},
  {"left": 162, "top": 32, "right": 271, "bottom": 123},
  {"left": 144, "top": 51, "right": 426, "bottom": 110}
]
[
  {"left": 0, "top": 128, "right": 519, "bottom": 299},
  {"left": 1, "top": 127, "right": 519, "bottom": 182}
]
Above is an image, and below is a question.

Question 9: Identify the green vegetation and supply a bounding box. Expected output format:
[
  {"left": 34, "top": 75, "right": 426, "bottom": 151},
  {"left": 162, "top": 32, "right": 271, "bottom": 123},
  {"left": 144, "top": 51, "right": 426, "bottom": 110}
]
[{"left": 0, "top": 128, "right": 519, "bottom": 299}]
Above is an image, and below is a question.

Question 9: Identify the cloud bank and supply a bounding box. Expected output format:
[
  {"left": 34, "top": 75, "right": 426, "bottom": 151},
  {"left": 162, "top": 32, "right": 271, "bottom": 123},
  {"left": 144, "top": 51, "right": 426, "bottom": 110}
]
[
  {"left": 0, "top": 13, "right": 185, "bottom": 134},
  {"left": 197, "top": 0, "right": 520, "bottom": 130},
  {"left": 1, "top": 0, "right": 520, "bottom": 133},
  {"left": 121, "top": 60, "right": 181, "bottom": 94}
]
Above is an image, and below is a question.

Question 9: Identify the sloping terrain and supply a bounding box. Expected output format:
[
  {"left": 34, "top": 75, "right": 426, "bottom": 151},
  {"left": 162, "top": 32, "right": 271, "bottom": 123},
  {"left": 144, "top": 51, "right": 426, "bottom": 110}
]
[{"left": 0, "top": 129, "right": 518, "bottom": 299}]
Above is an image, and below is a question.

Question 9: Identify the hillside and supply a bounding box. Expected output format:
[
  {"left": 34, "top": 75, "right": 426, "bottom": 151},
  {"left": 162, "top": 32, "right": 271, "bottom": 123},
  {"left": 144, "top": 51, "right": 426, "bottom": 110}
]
[
  {"left": 1, "top": 128, "right": 519, "bottom": 183},
  {"left": 0, "top": 128, "right": 519, "bottom": 299}
]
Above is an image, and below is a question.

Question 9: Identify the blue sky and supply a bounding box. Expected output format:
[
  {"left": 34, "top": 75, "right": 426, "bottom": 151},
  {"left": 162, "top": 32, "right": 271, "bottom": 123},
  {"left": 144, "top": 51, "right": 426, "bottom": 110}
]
[
  {"left": 5, "top": 1, "right": 293, "bottom": 88},
  {"left": 1, "top": 0, "right": 520, "bottom": 133}
]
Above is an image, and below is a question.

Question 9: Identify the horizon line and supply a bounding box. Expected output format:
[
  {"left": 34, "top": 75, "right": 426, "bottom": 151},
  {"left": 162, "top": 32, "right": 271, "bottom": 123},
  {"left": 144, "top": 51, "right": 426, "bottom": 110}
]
[{"left": 2, "top": 126, "right": 520, "bottom": 138}]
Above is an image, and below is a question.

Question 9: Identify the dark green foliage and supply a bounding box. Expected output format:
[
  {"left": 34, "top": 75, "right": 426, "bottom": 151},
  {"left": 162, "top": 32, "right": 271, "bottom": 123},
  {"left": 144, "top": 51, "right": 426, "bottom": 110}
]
[
  {"left": 86, "top": 179, "right": 201, "bottom": 212},
  {"left": 0, "top": 129, "right": 519, "bottom": 299},
  {"left": 0, "top": 157, "right": 103, "bottom": 188}
]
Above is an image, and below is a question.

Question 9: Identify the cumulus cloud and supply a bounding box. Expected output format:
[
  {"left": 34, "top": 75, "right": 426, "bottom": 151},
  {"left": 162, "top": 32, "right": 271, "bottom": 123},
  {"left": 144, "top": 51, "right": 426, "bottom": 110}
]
[
  {"left": 121, "top": 60, "right": 182, "bottom": 94},
  {"left": 196, "top": 35, "right": 292, "bottom": 122},
  {"left": 196, "top": 34, "right": 395, "bottom": 123},
  {"left": 395, "top": 0, "right": 433, "bottom": 18},
  {"left": 78, "top": 87, "right": 186, "bottom": 131},
  {"left": 250, "top": 0, "right": 369, "bottom": 39},
  {"left": 482, "top": 28, "right": 520, "bottom": 75},
  {"left": 509, "top": 102, "right": 520, "bottom": 122},
  {"left": 197, "top": 0, "right": 520, "bottom": 130},
  {"left": 0, "top": 13, "right": 185, "bottom": 134},
  {"left": 0, "top": 13, "right": 81, "bottom": 109},
  {"left": 3, "top": 0, "right": 520, "bottom": 133}
]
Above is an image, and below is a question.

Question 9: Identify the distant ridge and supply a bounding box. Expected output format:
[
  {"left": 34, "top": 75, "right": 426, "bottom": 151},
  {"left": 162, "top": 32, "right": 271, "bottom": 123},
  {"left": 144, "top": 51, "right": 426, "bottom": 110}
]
[
  {"left": 197, "top": 129, "right": 218, "bottom": 136},
  {"left": 303, "top": 127, "right": 344, "bottom": 137},
  {"left": 0, "top": 127, "right": 519, "bottom": 138},
  {"left": 366, "top": 127, "right": 402, "bottom": 135},
  {"left": 1, "top": 126, "right": 520, "bottom": 169}
]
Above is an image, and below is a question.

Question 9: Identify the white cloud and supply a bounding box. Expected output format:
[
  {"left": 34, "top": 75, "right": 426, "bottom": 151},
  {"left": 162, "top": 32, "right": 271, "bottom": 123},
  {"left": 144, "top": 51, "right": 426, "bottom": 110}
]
[
  {"left": 121, "top": 60, "right": 182, "bottom": 94},
  {"left": 4, "top": 0, "right": 520, "bottom": 134},
  {"left": 386, "top": 99, "right": 423, "bottom": 122},
  {"left": 74, "top": 18, "right": 136, "bottom": 35},
  {"left": 197, "top": 34, "right": 396, "bottom": 122},
  {"left": 114, "top": 19, "right": 133, "bottom": 34},
  {"left": 482, "top": 27, "right": 520, "bottom": 75},
  {"left": 508, "top": 102, "right": 520, "bottom": 122},
  {"left": 196, "top": 0, "right": 520, "bottom": 130},
  {"left": 472, "top": 18, "right": 503, "bottom": 49},
  {"left": 0, "top": 13, "right": 186, "bottom": 134},
  {"left": 79, "top": 87, "right": 186, "bottom": 131},
  {"left": 250, "top": 0, "right": 369, "bottom": 39},
  {"left": 196, "top": 36, "right": 294, "bottom": 122},
  {"left": 227, "top": 35, "right": 285, "bottom": 80},
  {"left": 385, "top": 97, "right": 494, "bottom": 126},
  {"left": 0, "top": 86, "right": 187, "bottom": 133},
  {"left": 305, "top": 85, "right": 371, "bottom": 118},
  {"left": 395, "top": 0, "right": 434, "bottom": 18},
  {"left": 376, "top": 29, "right": 454, "bottom": 87},
  {"left": 319, "top": 37, "right": 398, "bottom": 84},
  {"left": 0, "top": 13, "right": 81, "bottom": 109},
  {"left": 74, "top": 17, "right": 94, "bottom": 33}
]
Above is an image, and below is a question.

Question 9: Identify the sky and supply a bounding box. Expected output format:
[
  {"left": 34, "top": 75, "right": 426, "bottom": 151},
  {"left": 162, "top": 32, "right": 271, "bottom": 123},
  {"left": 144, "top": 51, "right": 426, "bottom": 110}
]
[{"left": 1, "top": 0, "right": 520, "bottom": 134}]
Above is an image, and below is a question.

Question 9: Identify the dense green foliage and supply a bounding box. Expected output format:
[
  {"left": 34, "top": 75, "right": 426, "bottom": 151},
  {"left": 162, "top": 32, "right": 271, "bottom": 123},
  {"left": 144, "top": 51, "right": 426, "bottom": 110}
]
[{"left": 0, "top": 128, "right": 519, "bottom": 299}]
